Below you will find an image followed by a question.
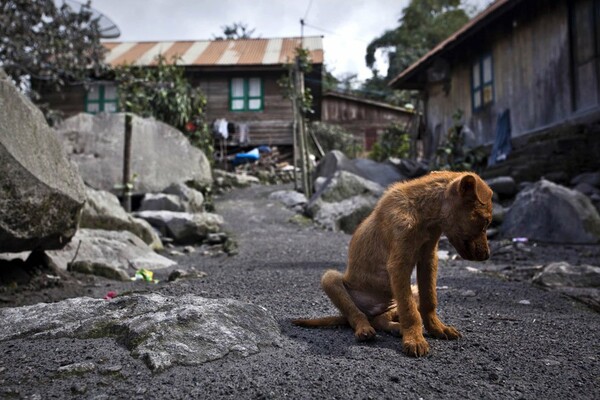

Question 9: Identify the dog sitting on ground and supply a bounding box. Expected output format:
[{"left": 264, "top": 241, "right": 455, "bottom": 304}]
[{"left": 293, "top": 171, "right": 493, "bottom": 357}]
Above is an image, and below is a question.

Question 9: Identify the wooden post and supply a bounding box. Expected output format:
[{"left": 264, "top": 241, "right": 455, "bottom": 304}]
[
  {"left": 290, "top": 68, "right": 299, "bottom": 191},
  {"left": 122, "top": 111, "right": 133, "bottom": 212},
  {"left": 295, "top": 60, "right": 311, "bottom": 198}
]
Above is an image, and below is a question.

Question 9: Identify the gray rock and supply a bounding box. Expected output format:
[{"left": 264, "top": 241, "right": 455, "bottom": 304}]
[
  {"left": 570, "top": 171, "right": 600, "bottom": 188},
  {"left": 500, "top": 179, "right": 600, "bottom": 244},
  {"left": 573, "top": 182, "right": 600, "bottom": 197},
  {"left": 0, "top": 293, "right": 281, "bottom": 371},
  {"left": 387, "top": 158, "right": 429, "bottom": 179},
  {"left": 81, "top": 186, "right": 163, "bottom": 250},
  {"left": 162, "top": 182, "right": 204, "bottom": 212},
  {"left": 314, "top": 150, "right": 406, "bottom": 189},
  {"left": 306, "top": 170, "right": 383, "bottom": 216},
  {"left": 139, "top": 193, "right": 185, "bottom": 212},
  {"left": 532, "top": 261, "right": 600, "bottom": 288},
  {"left": 492, "top": 202, "right": 506, "bottom": 226},
  {"left": 55, "top": 113, "right": 212, "bottom": 194},
  {"left": 45, "top": 229, "right": 175, "bottom": 280},
  {"left": 0, "top": 73, "right": 85, "bottom": 252},
  {"left": 312, "top": 195, "right": 378, "bottom": 234},
  {"left": 269, "top": 190, "right": 308, "bottom": 208},
  {"left": 213, "top": 169, "right": 260, "bottom": 188},
  {"left": 134, "top": 211, "right": 223, "bottom": 244},
  {"left": 486, "top": 176, "right": 518, "bottom": 198}
]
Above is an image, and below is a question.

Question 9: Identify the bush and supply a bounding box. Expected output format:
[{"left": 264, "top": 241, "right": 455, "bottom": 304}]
[
  {"left": 368, "top": 123, "right": 410, "bottom": 162},
  {"left": 114, "top": 55, "right": 213, "bottom": 163},
  {"left": 308, "top": 122, "right": 362, "bottom": 157}
]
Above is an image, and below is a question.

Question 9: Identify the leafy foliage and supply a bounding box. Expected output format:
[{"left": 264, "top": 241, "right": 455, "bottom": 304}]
[
  {"left": 0, "top": 0, "right": 105, "bottom": 93},
  {"left": 434, "top": 109, "right": 486, "bottom": 171},
  {"left": 114, "top": 55, "right": 213, "bottom": 162},
  {"left": 278, "top": 47, "right": 314, "bottom": 115},
  {"left": 368, "top": 123, "right": 410, "bottom": 162},
  {"left": 308, "top": 122, "right": 362, "bottom": 157},
  {"left": 366, "top": 0, "right": 469, "bottom": 80},
  {"left": 361, "top": 0, "right": 469, "bottom": 105},
  {"left": 213, "top": 22, "right": 257, "bottom": 40}
]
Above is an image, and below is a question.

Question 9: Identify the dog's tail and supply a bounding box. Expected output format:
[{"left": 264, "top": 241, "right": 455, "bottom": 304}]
[{"left": 292, "top": 316, "right": 349, "bottom": 328}]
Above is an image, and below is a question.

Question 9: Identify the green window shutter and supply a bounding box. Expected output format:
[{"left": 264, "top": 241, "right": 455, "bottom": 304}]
[
  {"left": 85, "top": 83, "right": 119, "bottom": 114},
  {"left": 230, "top": 77, "right": 263, "bottom": 112}
]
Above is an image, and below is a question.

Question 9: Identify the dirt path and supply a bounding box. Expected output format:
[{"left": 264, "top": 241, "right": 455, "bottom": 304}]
[{"left": 1, "top": 184, "right": 599, "bottom": 399}]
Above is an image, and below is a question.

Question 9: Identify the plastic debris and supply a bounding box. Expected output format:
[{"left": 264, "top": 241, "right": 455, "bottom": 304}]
[
  {"left": 512, "top": 237, "right": 528, "bottom": 243},
  {"left": 103, "top": 291, "right": 117, "bottom": 300},
  {"left": 131, "top": 268, "right": 159, "bottom": 284}
]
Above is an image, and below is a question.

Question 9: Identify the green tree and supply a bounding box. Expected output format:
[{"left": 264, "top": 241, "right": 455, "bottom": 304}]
[
  {"left": 368, "top": 123, "right": 410, "bottom": 162},
  {"left": 0, "top": 0, "right": 105, "bottom": 94},
  {"left": 308, "top": 122, "right": 361, "bottom": 157},
  {"left": 213, "top": 22, "right": 257, "bottom": 40},
  {"left": 114, "top": 55, "right": 213, "bottom": 162},
  {"left": 365, "top": 0, "right": 469, "bottom": 81}
]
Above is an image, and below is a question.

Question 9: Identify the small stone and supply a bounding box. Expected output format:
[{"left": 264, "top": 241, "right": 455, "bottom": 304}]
[
  {"left": 183, "top": 246, "right": 196, "bottom": 253},
  {"left": 461, "top": 290, "right": 477, "bottom": 297},
  {"left": 58, "top": 361, "right": 96, "bottom": 374},
  {"left": 518, "top": 300, "right": 531, "bottom": 305},
  {"left": 71, "top": 383, "right": 87, "bottom": 394}
]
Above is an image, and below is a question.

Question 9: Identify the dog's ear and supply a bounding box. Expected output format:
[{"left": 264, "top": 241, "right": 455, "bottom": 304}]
[{"left": 459, "top": 175, "right": 491, "bottom": 203}]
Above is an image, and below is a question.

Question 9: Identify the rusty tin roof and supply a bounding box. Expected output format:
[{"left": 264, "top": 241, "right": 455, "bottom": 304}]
[{"left": 102, "top": 36, "right": 324, "bottom": 67}]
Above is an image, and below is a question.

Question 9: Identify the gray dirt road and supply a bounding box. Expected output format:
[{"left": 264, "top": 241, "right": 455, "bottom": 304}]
[{"left": 1, "top": 184, "right": 599, "bottom": 399}]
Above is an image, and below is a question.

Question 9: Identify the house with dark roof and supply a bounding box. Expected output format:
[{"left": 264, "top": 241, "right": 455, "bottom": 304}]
[
  {"left": 39, "top": 36, "right": 324, "bottom": 148},
  {"left": 390, "top": 0, "right": 600, "bottom": 182}
]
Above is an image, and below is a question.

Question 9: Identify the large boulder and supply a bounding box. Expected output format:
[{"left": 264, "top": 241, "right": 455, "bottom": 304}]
[
  {"left": 0, "top": 72, "right": 85, "bottom": 253},
  {"left": 307, "top": 170, "right": 384, "bottom": 211},
  {"left": 486, "top": 176, "right": 518, "bottom": 198},
  {"left": 314, "top": 150, "right": 406, "bottom": 188},
  {"left": 80, "top": 186, "right": 162, "bottom": 250},
  {"left": 501, "top": 179, "right": 600, "bottom": 243},
  {"left": 134, "top": 211, "right": 223, "bottom": 245},
  {"left": 162, "top": 182, "right": 205, "bottom": 212},
  {"left": 55, "top": 113, "right": 212, "bottom": 194},
  {"left": 0, "top": 293, "right": 281, "bottom": 371},
  {"left": 311, "top": 195, "right": 378, "bottom": 234},
  {"left": 139, "top": 193, "right": 186, "bottom": 212},
  {"left": 532, "top": 261, "right": 600, "bottom": 311},
  {"left": 45, "top": 229, "right": 175, "bottom": 280}
]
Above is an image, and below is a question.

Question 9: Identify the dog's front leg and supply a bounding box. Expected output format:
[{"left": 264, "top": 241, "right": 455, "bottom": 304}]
[
  {"left": 417, "top": 240, "right": 462, "bottom": 340},
  {"left": 387, "top": 250, "right": 429, "bottom": 357}
]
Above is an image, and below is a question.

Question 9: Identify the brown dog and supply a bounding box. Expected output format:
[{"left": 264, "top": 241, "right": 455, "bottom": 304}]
[{"left": 293, "top": 171, "right": 493, "bottom": 357}]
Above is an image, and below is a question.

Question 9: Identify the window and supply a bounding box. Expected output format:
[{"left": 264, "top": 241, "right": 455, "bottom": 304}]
[
  {"left": 230, "top": 77, "right": 263, "bottom": 111},
  {"left": 85, "top": 83, "right": 119, "bottom": 114},
  {"left": 471, "top": 53, "right": 494, "bottom": 112}
]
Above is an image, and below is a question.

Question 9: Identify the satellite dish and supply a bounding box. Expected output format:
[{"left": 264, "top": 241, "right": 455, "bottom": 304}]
[{"left": 55, "top": 0, "right": 121, "bottom": 39}]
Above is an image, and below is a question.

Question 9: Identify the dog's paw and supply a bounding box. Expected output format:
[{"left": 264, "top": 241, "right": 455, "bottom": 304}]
[
  {"left": 429, "top": 324, "right": 462, "bottom": 340},
  {"left": 402, "top": 336, "right": 430, "bottom": 357},
  {"left": 354, "top": 325, "right": 376, "bottom": 341}
]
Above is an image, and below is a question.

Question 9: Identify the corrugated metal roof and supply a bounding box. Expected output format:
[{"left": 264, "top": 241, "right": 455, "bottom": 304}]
[
  {"left": 102, "top": 36, "right": 324, "bottom": 67},
  {"left": 389, "top": 0, "right": 521, "bottom": 88}
]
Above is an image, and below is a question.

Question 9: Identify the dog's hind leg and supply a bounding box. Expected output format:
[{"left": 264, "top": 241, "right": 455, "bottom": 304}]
[
  {"left": 321, "top": 269, "right": 376, "bottom": 341},
  {"left": 372, "top": 309, "right": 402, "bottom": 336}
]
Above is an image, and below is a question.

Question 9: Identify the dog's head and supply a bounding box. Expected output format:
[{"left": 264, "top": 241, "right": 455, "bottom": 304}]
[{"left": 442, "top": 174, "right": 493, "bottom": 261}]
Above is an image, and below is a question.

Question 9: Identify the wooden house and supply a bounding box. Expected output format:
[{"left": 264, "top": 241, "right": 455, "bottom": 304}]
[
  {"left": 390, "top": 0, "right": 600, "bottom": 182},
  {"left": 39, "top": 36, "right": 324, "bottom": 148},
  {"left": 321, "top": 91, "right": 414, "bottom": 151}
]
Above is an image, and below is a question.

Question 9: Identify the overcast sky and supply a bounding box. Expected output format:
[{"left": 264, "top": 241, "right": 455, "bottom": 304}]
[{"left": 91, "top": 0, "right": 494, "bottom": 82}]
